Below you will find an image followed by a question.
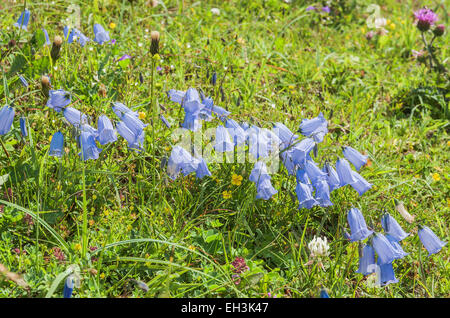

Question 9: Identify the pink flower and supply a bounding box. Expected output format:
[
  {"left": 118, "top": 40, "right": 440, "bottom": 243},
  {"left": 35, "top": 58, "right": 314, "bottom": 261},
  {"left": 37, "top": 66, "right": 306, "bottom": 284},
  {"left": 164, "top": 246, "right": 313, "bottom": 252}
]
[{"left": 414, "top": 8, "right": 438, "bottom": 31}]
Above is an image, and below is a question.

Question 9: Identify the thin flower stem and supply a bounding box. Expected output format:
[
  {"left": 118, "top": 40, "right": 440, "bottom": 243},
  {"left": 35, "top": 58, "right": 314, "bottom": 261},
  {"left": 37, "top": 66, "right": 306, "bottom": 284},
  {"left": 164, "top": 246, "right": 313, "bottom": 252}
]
[{"left": 150, "top": 58, "right": 156, "bottom": 189}]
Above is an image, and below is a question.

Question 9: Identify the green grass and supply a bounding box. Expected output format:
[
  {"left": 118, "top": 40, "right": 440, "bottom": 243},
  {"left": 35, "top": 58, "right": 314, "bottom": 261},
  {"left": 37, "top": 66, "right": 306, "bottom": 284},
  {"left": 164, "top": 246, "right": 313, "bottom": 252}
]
[{"left": 0, "top": 0, "right": 449, "bottom": 298}]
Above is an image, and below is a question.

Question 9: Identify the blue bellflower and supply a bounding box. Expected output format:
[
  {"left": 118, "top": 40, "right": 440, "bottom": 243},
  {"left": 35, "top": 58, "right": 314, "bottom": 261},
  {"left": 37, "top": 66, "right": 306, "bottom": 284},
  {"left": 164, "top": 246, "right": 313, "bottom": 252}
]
[
  {"left": 319, "top": 289, "right": 330, "bottom": 298},
  {"left": 349, "top": 170, "right": 372, "bottom": 196},
  {"left": 336, "top": 158, "right": 357, "bottom": 186},
  {"left": 225, "top": 119, "right": 246, "bottom": 146},
  {"left": 167, "top": 146, "right": 199, "bottom": 180},
  {"left": 356, "top": 244, "right": 376, "bottom": 275},
  {"left": 19, "top": 117, "right": 27, "bottom": 137},
  {"left": 214, "top": 126, "right": 234, "bottom": 152},
  {"left": 0, "top": 106, "right": 15, "bottom": 135},
  {"left": 67, "top": 28, "right": 90, "bottom": 47},
  {"left": 116, "top": 120, "right": 145, "bottom": 151},
  {"left": 93, "top": 24, "right": 110, "bottom": 44},
  {"left": 63, "top": 107, "right": 87, "bottom": 127},
  {"left": 280, "top": 149, "right": 296, "bottom": 175},
  {"left": 248, "top": 130, "right": 271, "bottom": 160},
  {"left": 112, "top": 102, "right": 139, "bottom": 118},
  {"left": 195, "top": 157, "right": 211, "bottom": 179},
  {"left": 296, "top": 168, "right": 313, "bottom": 192},
  {"left": 314, "top": 179, "right": 333, "bottom": 207},
  {"left": 381, "top": 213, "right": 409, "bottom": 242},
  {"left": 14, "top": 9, "right": 31, "bottom": 30},
  {"left": 290, "top": 138, "right": 315, "bottom": 166},
  {"left": 43, "top": 28, "right": 51, "bottom": 45},
  {"left": 296, "top": 182, "right": 318, "bottom": 209},
  {"left": 372, "top": 233, "right": 397, "bottom": 265},
  {"left": 343, "top": 146, "right": 368, "bottom": 171},
  {"left": 418, "top": 226, "right": 447, "bottom": 256},
  {"left": 323, "top": 163, "right": 341, "bottom": 192},
  {"left": 78, "top": 131, "right": 102, "bottom": 160},
  {"left": 255, "top": 178, "right": 278, "bottom": 200},
  {"left": 160, "top": 115, "right": 171, "bottom": 128},
  {"left": 63, "top": 276, "right": 74, "bottom": 298},
  {"left": 49, "top": 132, "right": 64, "bottom": 157},
  {"left": 385, "top": 234, "right": 409, "bottom": 260},
  {"left": 298, "top": 112, "right": 328, "bottom": 143},
  {"left": 347, "top": 208, "right": 373, "bottom": 242},
  {"left": 305, "top": 160, "right": 327, "bottom": 184},
  {"left": 97, "top": 115, "right": 117, "bottom": 145},
  {"left": 19, "top": 75, "right": 28, "bottom": 87},
  {"left": 47, "top": 90, "right": 71, "bottom": 112},
  {"left": 249, "top": 161, "right": 271, "bottom": 186},
  {"left": 273, "top": 122, "right": 298, "bottom": 148},
  {"left": 377, "top": 258, "right": 399, "bottom": 286}
]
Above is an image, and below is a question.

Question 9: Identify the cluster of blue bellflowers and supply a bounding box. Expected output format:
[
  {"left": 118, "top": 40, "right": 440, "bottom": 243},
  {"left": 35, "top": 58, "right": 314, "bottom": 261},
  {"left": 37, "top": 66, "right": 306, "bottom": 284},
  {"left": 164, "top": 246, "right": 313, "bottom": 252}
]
[{"left": 348, "top": 208, "right": 446, "bottom": 286}]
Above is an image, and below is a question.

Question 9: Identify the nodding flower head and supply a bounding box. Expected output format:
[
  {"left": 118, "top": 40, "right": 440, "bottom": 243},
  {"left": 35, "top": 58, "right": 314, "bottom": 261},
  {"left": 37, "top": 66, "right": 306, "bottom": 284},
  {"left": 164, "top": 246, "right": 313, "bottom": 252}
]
[
  {"left": 0, "top": 106, "right": 15, "bottom": 135},
  {"left": 296, "top": 181, "right": 318, "bottom": 209},
  {"left": 372, "top": 233, "right": 397, "bottom": 265},
  {"left": 414, "top": 8, "right": 438, "bottom": 32},
  {"left": 47, "top": 89, "right": 71, "bottom": 112},
  {"left": 96, "top": 115, "right": 117, "bottom": 145},
  {"left": 342, "top": 146, "right": 368, "bottom": 171},
  {"left": 356, "top": 244, "right": 376, "bottom": 276},
  {"left": 19, "top": 117, "right": 27, "bottom": 137},
  {"left": 381, "top": 213, "right": 409, "bottom": 242},
  {"left": 335, "top": 158, "right": 357, "bottom": 186},
  {"left": 347, "top": 208, "right": 373, "bottom": 242},
  {"left": 433, "top": 24, "right": 445, "bottom": 37},
  {"left": 377, "top": 259, "right": 399, "bottom": 286},
  {"left": 78, "top": 131, "right": 102, "bottom": 161},
  {"left": 93, "top": 24, "right": 110, "bottom": 44},
  {"left": 298, "top": 112, "right": 328, "bottom": 143},
  {"left": 255, "top": 178, "right": 277, "bottom": 200},
  {"left": 418, "top": 226, "right": 447, "bottom": 256},
  {"left": 49, "top": 132, "right": 64, "bottom": 157},
  {"left": 14, "top": 9, "right": 31, "bottom": 30}
]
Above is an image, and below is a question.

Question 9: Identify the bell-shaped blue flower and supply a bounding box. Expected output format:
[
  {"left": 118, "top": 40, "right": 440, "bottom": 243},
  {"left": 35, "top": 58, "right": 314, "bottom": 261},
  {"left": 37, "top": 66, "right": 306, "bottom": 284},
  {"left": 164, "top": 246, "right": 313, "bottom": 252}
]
[
  {"left": 63, "top": 276, "right": 74, "bottom": 298},
  {"left": 67, "top": 28, "right": 90, "bottom": 47},
  {"left": 160, "top": 114, "right": 171, "bottom": 128},
  {"left": 298, "top": 112, "right": 328, "bottom": 143},
  {"left": 19, "top": 117, "right": 27, "bottom": 137},
  {"left": 248, "top": 129, "right": 271, "bottom": 159},
  {"left": 356, "top": 244, "right": 376, "bottom": 275},
  {"left": 290, "top": 137, "right": 315, "bottom": 166},
  {"left": 47, "top": 90, "right": 71, "bottom": 112},
  {"left": 14, "top": 9, "right": 30, "bottom": 30},
  {"left": 381, "top": 213, "right": 409, "bottom": 242},
  {"left": 305, "top": 160, "right": 327, "bottom": 185},
  {"left": 96, "top": 115, "right": 117, "bottom": 145},
  {"left": 385, "top": 234, "right": 409, "bottom": 260},
  {"left": 215, "top": 126, "right": 234, "bottom": 152},
  {"left": 336, "top": 158, "right": 357, "bottom": 186},
  {"left": 255, "top": 178, "right": 278, "bottom": 200},
  {"left": 349, "top": 170, "right": 372, "bottom": 196},
  {"left": 296, "top": 168, "right": 313, "bottom": 192},
  {"left": 112, "top": 102, "right": 138, "bottom": 118},
  {"left": 49, "top": 132, "right": 64, "bottom": 157},
  {"left": 116, "top": 121, "right": 144, "bottom": 151},
  {"left": 418, "top": 226, "right": 447, "bottom": 256},
  {"left": 0, "top": 106, "right": 15, "bottom": 135},
  {"left": 273, "top": 122, "right": 298, "bottom": 148},
  {"left": 319, "top": 289, "right": 330, "bottom": 298},
  {"left": 63, "top": 107, "right": 87, "bottom": 127},
  {"left": 377, "top": 258, "right": 399, "bottom": 286},
  {"left": 195, "top": 157, "right": 211, "bottom": 179},
  {"left": 225, "top": 119, "right": 246, "bottom": 146},
  {"left": 167, "top": 146, "right": 199, "bottom": 179},
  {"left": 93, "top": 24, "right": 110, "bottom": 44},
  {"left": 249, "top": 161, "right": 271, "bottom": 185},
  {"left": 167, "top": 89, "right": 185, "bottom": 104},
  {"left": 296, "top": 182, "right": 318, "bottom": 209},
  {"left": 343, "top": 146, "right": 368, "bottom": 171},
  {"left": 314, "top": 179, "right": 333, "bottom": 207},
  {"left": 372, "top": 233, "right": 397, "bottom": 265},
  {"left": 323, "top": 163, "right": 341, "bottom": 192},
  {"left": 347, "top": 208, "right": 373, "bottom": 242},
  {"left": 280, "top": 149, "right": 296, "bottom": 175},
  {"left": 78, "top": 131, "right": 102, "bottom": 161}
]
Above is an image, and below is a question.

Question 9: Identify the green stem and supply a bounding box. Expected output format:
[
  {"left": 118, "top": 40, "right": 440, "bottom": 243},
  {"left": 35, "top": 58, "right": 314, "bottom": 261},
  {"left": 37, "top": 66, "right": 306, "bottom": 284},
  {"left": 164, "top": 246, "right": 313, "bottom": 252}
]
[{"left": 81, "top": 155, "right": 88, "bottom": 259}]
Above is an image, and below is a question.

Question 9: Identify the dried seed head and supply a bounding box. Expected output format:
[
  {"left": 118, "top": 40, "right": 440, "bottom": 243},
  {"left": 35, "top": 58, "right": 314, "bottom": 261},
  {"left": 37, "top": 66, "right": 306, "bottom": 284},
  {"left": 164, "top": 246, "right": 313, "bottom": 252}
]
[
  {"left": 150, "top": 31, "right": 160, "bottom": 55},
  {"left": 41, "top": 75, "right": 51, "bottom": 98},
  {"left": 98, "top": 84, "right": 107, "bottom": 98},
  {"left": 51, "top": 36, "right": 63, "bottom": 62}
]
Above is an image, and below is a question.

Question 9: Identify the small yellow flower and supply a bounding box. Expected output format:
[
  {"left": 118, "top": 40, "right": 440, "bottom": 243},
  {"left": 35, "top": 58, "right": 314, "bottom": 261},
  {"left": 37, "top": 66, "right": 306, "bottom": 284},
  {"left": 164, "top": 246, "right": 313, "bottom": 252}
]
[
  {"left": 89, "top": 219, "right": 95, "bottom": 226},
  {"left": 237, "top": 37, "right": 245, "bottom": 45},
  {"left": 222, "top": 190, "right": 232, "bottom": 199},
  {"left": 99, "top": 273, "right": 105, "bottom": 279},
  {"left": 109, "top": 22, "right": 116, "bottom": 30},
  {"left": 361, "top": 27, "right": 366, "bottom": 33},
  {"left": 389, "top": 23, "right": 396, "bottom": 30},
  {"left": 231, "top": 174, "right": 243, "bottom": 186},
  {"left": 74, "top": 243, "right": 82, "bottom": 251},
  {"left": 415, "top": 174, "right": 420, "bottom": 178},
  {"left": 432, "top": 173, "right": 441, "bottom": 181},
  {"left": 49, "top": 135, "right": 53, "bottom": 143},
  {"left": 92, "top": 194, "right": 97, "bottom": 200},
  {"left": 138, "top": 112, "right": 146, "bottom": 119},
  {"left": 447, "top": 140, "right": 450, "bottom": 147}
]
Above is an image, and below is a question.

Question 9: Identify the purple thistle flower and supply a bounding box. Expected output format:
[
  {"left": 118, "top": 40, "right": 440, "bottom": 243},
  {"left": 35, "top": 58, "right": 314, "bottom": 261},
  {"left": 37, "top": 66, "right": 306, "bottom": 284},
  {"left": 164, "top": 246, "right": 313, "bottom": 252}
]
[{"left": 414, "top": 8, "right": 438, "bottom": 32}]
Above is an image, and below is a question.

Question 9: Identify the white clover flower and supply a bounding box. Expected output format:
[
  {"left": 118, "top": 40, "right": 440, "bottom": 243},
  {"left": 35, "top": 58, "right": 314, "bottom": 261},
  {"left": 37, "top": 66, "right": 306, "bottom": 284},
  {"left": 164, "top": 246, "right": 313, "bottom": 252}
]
[
  {"left": 308, "top": 236, "right": 330, "bottom": 258},
  {"left": 211, "top": 8, "right": 220, "bottom": 15}
]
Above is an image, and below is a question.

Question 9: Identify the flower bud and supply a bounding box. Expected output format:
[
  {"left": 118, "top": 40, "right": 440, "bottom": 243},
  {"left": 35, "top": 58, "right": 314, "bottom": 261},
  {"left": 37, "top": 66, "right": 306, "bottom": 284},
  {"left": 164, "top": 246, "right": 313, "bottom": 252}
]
[
  {"left": 433, "top": 24, "right": 445, "bottom": 37},
  {"left": 51, "top": 35, "right": 63, "bottom": 62},
  {"left": 394, "top": 200, "right": 415, "bottom": 223},
  {"left": 150, "top": 31, "right": 160, "bottom": 55},
  {"left": 98, "top": 84, "right": 107, "bottom": 98},
  {"left": 365, "top": 31, "right": 375, "bottom": 41},
  {"left": 41, "top": 75, "right": 51, "bottom": 98}
]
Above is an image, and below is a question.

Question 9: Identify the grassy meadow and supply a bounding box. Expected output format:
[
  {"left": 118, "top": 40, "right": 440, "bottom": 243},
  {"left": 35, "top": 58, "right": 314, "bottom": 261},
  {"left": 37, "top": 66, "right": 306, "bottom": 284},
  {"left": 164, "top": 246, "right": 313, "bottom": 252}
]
[{"left": 0, "top": 0, "right": 449, "bottom": 298}]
